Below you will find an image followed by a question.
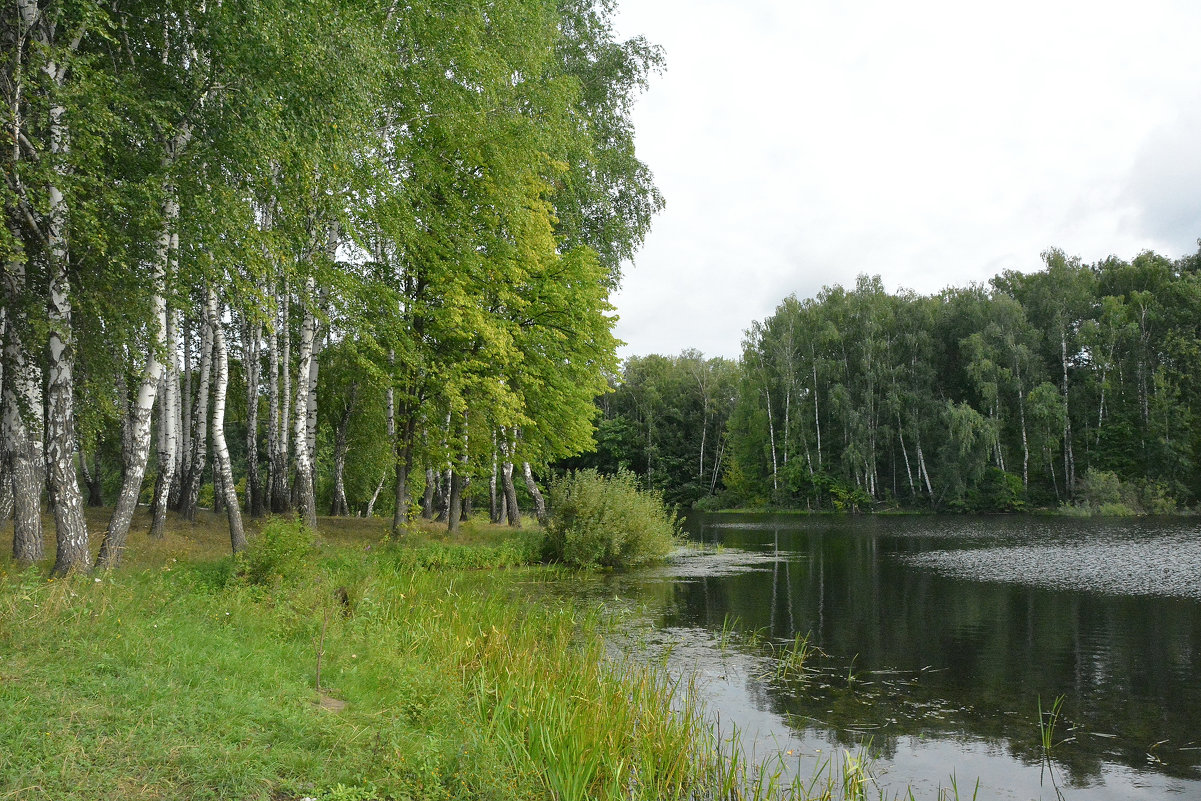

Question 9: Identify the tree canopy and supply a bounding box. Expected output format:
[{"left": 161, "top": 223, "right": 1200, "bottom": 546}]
[{"left": 2, "top": 0, "right": 662, "bottom": 569}]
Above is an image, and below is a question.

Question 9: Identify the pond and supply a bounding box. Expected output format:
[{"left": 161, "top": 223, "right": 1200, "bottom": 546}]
[{"left": 586, "top": 514, "right": 1201, "bottom": 800}]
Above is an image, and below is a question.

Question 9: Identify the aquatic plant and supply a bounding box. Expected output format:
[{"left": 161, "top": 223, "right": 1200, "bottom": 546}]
[
  {"left": 771, "top": 633, "right": 815, "bottom": 682},
  {"left": 718, "top": 613, "right": 741, "bottom": 651},
  {"left": 1037, "top": 694, "right": 1066, "bottom": 754}
]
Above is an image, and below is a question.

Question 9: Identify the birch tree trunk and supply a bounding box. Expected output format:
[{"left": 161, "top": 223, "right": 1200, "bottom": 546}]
[
  {"left": 266, "top": 292, "right": 282, "bottom": 511},
  {"left": 896, "top": 412, "right": 915, "bottom": 498},
  {"left": 303, "top": 230, "right": 335, "bottom": 495},
  {"left": 915, "top": 432, "right": 934, "bottom": 501},
  {"left": 447, "top": 470, "right": 463, "bottom": 532},
  {"left": 0, "top": 463, "right": 11, "bottom": 522},
  {"left": 0, "top": 341, "right": 11, "bottom": 515},
  {"left": 98, "top": 191, "right": 175, "bottom": 568},
  {"left": 171, "top": 316, "right": 191, "bottom": 509},
  {"left": 329, "top": 383, "right": 357, "bottom": 516},
  {"left": 42, "top": 40, "right": 89, "bottom": 574},
  {"left": 79, "top": 451, "right": 102, "bottom": 506},
  {"left": 364, "top": 470, "right": 386, "bottom": 517},
  {"left": 150, "top": 311, "right": 178, "bottom": 539},
  {"left": 447, "top": 412, "right": 469, "bottom": 533},
  {"left": 2, "top": 261, "right": 44, "bottom": 564},
  {"left": 764, "top": 384, "right": 779, "bottom": 494},
  {"left": 422, "top": 467, "right": 435, "bottom": 520},
  {"left": 292, "top": 277, "right": 318, "bottom": 530},
  {"left": 812, "top": 360, "right": 822, "bottom": 472},
  {"left": 181, "top": 308, "right": 213, "bottom": 520},
  {"left": 521, "top": 461, "right": 547, "bottom": 526},
  {"left": 269, "top": 289, "right": 291, "bottom": 512},
  {"left": 244, "top": 315, "right": 263, "bottom": 516},
  {"left": 489, "top": 430, "right": 501, "bottom": 523},
  {"left": 1061, "top": 330, "right": 1075, "bottom": 494},
  {"left": 4, "top": 0, "right": 43, "bottom": 563},
  {"left": 207, "top": 289, "right": 245, "bottom": 551},
  {"left": 500, "top": 428, "right": 521, "bottom": 527},
  {"left": 390, "top": 431, "right": 413, "bottom": 536},
  {"left": 1018, "top": 386, "right": 1029, "bottom": 490},
  {"left": 0, "top": 310, "right": 7, "bottom": 522}
]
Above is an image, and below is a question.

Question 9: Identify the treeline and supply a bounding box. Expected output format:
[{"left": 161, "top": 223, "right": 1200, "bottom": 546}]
[
  {"left": 1, "top": 0, "right": 661, "bottom": 573},
  {"left": 561, "top": 350, "right": 739, "bottom": 507},
  {"left": 578, "top": 245, "right": 1201, "bottom": 512}
]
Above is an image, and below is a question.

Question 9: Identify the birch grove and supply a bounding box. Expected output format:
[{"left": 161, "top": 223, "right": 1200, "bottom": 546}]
[{"left": 0, "top": 0, "right": 660, "bottom": 568}]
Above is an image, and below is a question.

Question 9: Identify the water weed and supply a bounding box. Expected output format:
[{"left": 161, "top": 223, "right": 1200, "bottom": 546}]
[
  {"left": 771, "top": 633, "right": 816, "bottom": 682},
  {"left": 1037, "top": 694, "right": 1066, "bottom": 754}
]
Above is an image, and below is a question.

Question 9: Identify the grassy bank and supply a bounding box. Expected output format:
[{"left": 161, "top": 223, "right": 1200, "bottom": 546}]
[
  {"left": 0, "top": 512, "right": 750, "bottom": 801},
  {"left": 1, "top": 511, "right": 920, "bottom": 800}
]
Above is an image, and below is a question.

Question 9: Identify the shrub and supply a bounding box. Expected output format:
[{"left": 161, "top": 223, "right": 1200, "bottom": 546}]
[
  {"left": 237, "top": 517, "right": 316, "bottom": 585},
  {"left": 1137, "top": 479, "right": 1179, "bottom": 514},
  {"left": 1070, "top": 469, "right": 1142, "bottom": 516},
  {"left": 544, "top": 470, "right": 678, "bottom": 569}
]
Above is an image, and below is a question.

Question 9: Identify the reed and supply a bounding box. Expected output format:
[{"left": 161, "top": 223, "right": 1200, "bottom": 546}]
[
  {"left": 771, "top": 632, "right": 815, "bottom": 681},
  {"left": 1037, "top": 694, "right": 1066, "bottom": 754}
]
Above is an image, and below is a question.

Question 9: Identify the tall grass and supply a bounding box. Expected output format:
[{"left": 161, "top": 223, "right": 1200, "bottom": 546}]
[{"left": 0, "top": 514, "right": 964, "bottom": 800}]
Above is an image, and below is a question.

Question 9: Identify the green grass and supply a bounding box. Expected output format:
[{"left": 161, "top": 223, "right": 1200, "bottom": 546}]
[{"left": 0, "top": 509, "right": 966, "bottom": 800}]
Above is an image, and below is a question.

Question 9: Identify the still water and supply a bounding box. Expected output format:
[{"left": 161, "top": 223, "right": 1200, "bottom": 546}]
[{"left": 590, "top": 514, "right": 1201, "bottom": 799}]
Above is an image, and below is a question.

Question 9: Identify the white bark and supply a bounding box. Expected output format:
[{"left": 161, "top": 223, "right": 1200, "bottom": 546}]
[
  {"left": 207, "top": 289, "right": 245, "bottom": 551},
  {"left": 1061, "top": 330, "right": 1075, "bottom": 493},
  {"left": 500, "top": 427, "right": 521, "bottom": 527},
  {"left": 99, "top": 191, "right": 175, "bottom": 567},
  {"left": 243, "top": 314, "right": 263, "bottom": 515},
  {"left": 521, "top": 461, "right": 547, "bottom": 526},
  {"left": 3, "top": 0, "right": 42, "bottom": 560},
  {"left": 41, "top": 30, "right": 89, "bottom": 574},
  {"left": 365, "top": 469, "right": 386, "bottom": 517},
  {"left": 489, "top": 430, "right": 500, "bottom": 523},
  {"left": 2, "top": 259, "right": 44, "bottom": 564},
  {"left": 268, "top": 287, "right": 291, "bottom": 511},
  {"left": 765, "top": 384, "right": 779, "bottom": 494},
  {"left": 897, "top": 413, "right": 915, "bottom": 498},
  {"left": 181, "top": 309, "right": 213, "bottom": 519},
  {"left": 292, "top": 277, "right": 317, "bottom": 530},
  {"left": 150, "top": 310, "right": 179, "bottom": 539},
  {"left": 176, "top": 316, "right": 192, "bottom": 504}
]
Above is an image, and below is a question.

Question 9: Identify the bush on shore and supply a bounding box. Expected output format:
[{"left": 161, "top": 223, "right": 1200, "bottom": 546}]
[{"left": 543, "top": 469, "right": 678, "bottom": 569}]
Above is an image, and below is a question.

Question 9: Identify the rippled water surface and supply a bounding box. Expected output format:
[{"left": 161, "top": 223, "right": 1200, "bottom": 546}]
[{"left": 587, "top": 514, "right": 1201, "bottom": 800}]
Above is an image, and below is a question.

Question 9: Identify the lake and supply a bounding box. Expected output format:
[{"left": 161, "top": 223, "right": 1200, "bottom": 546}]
[{"left": 585, "top": 513, "right": 1201, "bottom": 800}]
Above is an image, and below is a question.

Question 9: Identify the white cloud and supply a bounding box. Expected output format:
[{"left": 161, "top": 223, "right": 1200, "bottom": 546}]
[{"left": 611, "top": 0, "right": 1201, "bottom": 358}]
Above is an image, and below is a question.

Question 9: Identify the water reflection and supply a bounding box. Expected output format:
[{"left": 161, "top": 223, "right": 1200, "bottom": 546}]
[{"left": 602, "top": 514, "right": 1201, "bottom": 799}]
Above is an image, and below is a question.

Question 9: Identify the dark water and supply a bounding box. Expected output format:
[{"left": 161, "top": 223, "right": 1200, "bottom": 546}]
[{"left": 594, "top": 514, "right": 1201, "bottom": 799}]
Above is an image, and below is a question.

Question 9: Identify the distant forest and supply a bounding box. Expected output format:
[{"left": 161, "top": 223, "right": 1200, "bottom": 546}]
[{"left": 567, "top": 245, "right": 1201, "bottom": 513}]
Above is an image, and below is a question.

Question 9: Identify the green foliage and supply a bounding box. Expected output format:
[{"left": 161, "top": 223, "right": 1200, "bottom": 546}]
[
  {"left": 563, "top": 351, "right": 740, "bottom": 507},
  {"left": 1074, "top": 468, "right": 1139, "bottom": 515},
  {"left": 1065, "top": 468, "right": 1183, "bottom": 516},
  {"left": 544, "top": 469, "right": 678, "bottom": 568},
  {"left": 1137, "top": 480, "right": 1179, "bottom": 515},
  {"left": 970, "top": 468, "right": 1026, "bottom": 513},
  {"left": 196, "top": 482, "right": 214, "bottom": 511},
  {"left": 236, "top": 517, "right": 316, "bottom": 586},
  {"left": 693, "top": 243, "right": 1201, "bottom": 515}
]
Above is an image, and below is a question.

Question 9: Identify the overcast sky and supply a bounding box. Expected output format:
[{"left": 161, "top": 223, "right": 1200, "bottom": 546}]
[{"left": 609, "top": 0, "right": 1201, "bottom": 359}]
